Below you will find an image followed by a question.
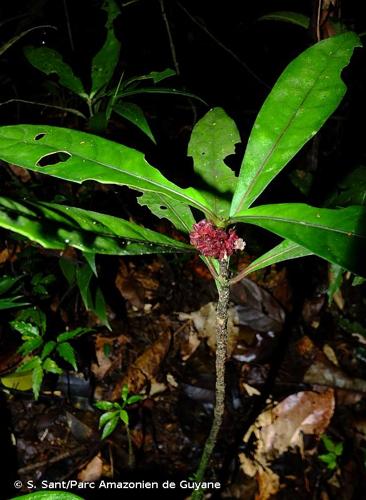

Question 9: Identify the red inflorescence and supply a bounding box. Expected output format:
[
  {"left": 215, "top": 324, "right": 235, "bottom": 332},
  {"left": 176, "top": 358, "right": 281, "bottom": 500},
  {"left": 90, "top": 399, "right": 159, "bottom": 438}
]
[{"left": 189, "top": 219, "right": 245, "bottom": 260}]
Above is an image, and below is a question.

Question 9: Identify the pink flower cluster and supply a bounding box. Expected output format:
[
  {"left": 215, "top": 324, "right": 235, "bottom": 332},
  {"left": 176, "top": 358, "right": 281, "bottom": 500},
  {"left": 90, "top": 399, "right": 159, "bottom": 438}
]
[{"left": 189, "top": 219, "right": 245, "bottom": 260}]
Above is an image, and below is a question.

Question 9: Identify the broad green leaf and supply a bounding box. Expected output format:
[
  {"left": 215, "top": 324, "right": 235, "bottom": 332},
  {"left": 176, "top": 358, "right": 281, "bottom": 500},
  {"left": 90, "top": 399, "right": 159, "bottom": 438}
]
[
  {"left": 137, "top": 192, "right": 195, "bottom": 233},
  {"left": 230, "top": 32, "right": 361, "bottom": 215},
  {"left": 24, "top": 47, "right": 87, "bottom": 98},
  {"left": 90, "top": 0, "right": 121, "bottom": 97},
  {"left": 120, "top": 408, "right": 129, "bottom": 425},
  {"left": 32, "top": 362, "right": 44, "bottom": 399},
  {"left": 0, "top": 275, "right": 23, "bottom": 295},
  {"left": 43, "top": 357, "right": 63, "bottom": 374},
  {"left": 322, "top": 434, "right": 337, "bottom": 453},
  {"left": 232, "top": 203, "right": 366, "bottom": 276},
  {"left": 101, "top": 415, "right": 119, "bottom": 439},
  {"left": 231, "top": 239, "right": 313, "bottom": 283},
  {"left": 57, "top": 327, "right": 91, "bottom": 342},
  {"left": 0, "top": 125, "right": 212, "bottom": 216},
  {"left": 9, "top": 491, "right": 84, "bottom": 500},
  {"left": 188, "top": 108, "right": 239, "bottom": 194},
  {"left": 99, "top": 410, "right": 119, "bottom": 428},
  {"left": 95, "top": 400, "right": 115, "bottom": 411},
  {"left": 41, "top": 340, "right": 57, "bottom": 360},
  {"left": 56, "top": 341, "right": 77, "bottom": 370},
  {"left": 0, "top": 197, "right": 193, "bottom": 255},
  {"left": 113, "top": 101, "right": 156, "bottom": 143},
  {"left": 259, "top": 11, "right": 310, "bottom": 29},
  {"left": 188, "top": 108, "right": 240, "bottom": 219}
]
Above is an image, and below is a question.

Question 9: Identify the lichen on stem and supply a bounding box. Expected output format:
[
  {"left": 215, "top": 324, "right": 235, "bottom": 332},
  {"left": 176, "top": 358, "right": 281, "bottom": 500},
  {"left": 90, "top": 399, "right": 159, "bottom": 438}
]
[{"left": 191, "top": 257, "right": 231, "bottom": 500}]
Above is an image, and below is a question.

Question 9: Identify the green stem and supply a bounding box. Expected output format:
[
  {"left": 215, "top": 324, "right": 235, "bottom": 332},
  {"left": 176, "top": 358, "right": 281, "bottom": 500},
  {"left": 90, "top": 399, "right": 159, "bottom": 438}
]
[{"left": 191, "top": 257, "right": 230, "bottom": 500}]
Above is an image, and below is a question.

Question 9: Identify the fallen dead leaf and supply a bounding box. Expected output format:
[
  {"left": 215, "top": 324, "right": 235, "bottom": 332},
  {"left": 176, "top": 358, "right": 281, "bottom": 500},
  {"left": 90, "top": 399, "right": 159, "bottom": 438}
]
[
  {"left": 110, "top": 331, "right": 171, "bottom": 399},
  {"left": 91, "top": 334, "right": 128, "bottom": 380},
  {"left": 77, "top": 454, "right": 103, "bottom": 481}
]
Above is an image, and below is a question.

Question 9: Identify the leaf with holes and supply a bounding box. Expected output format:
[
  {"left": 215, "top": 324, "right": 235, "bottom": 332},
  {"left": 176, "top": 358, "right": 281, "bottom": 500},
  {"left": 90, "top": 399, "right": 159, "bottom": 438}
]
[
  {"left": 188, "top": 107, "right": 240, "bottom": 218},
  {"left": 231, "top": 203, "right": 366, "bottom": 276},
  {"left": 230, "top": 32, "right": 361, "bottom": 215},
  {"left": 0, "top": 125, "right": 212, "bottom": 217},
  {"left": 137, "top": 192, "right": 196, "bottom": 233}
]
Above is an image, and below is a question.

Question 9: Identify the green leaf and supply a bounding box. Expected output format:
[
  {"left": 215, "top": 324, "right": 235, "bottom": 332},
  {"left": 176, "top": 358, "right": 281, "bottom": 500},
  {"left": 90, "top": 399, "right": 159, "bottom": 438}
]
[
  {"left": 9, "top": 491, "right": 84, "bottom": 500},
  {"left": 56, "top": 342, "right": 77, "bottom": 370},
  {"left": 231, "top": 239, "right": 312, "bottom": 282},
  {"left": 99, "top": 410, "right": 119, "bottom": 428},
  {"left": 188, "top": 107, "right": 240, "bottom": 219},
  {"left": 17, "top": 337, "right": 43, "bottom": 356},
  {"left": 321, "top": 434, "right": 337, "bottom": 452},
  {"left": 41, "top": 340, "right": 57, "bottom": 360},
  {"left": 327, "top": 263, "right": 344, "bottom": 304},
  {"left": 334, "top": 442, "right": 344, "bottom": 456},
  {"left": 16, "top": 307, "right": 47, "bottom": 336},
  {"left": 188, "top": 108, "right": 239, "bottom": 194},
  {"left": 125, "top": 68, "right": 176, "bottom": 86},
  {"left": 0, "top": 275, "right": 23, "bottom": 295},
  {"left": 120, "top": 409, "right": 129, "bottom": 425},
  {"left": 127, "top": 394, "right": 143, "bottom": 405},
  {"left": 84, "top": 252, "right": 98, "bottom": 276},
  {"left": 0, "top": 296, "right": 29, "bottom": 310},
  {"left": 121, "top": 384, "right": 129, "bottom": 402},
  {"left": 113, "top": 101, "right": 156, "bottom": 143},
  {"left": 32, "top": 362, "right": 44, "bottom": 399},
  {"left": 230, "top": 32, "right": 361, "bottom": 215},
  {"left": 56, "top": 327, "right": 91, "bottom": 343},
  {"left": 24, "top": 46, "right": 87, "bottom": 98},
  {"left": 94, "top": 286, "right": 111, "bottom": 330},
  {"left": 326, "top": 165, "right": 366, "bottom": 207},
  {"left": 59, "top": 256, "right": 76, "bottom": 285},
  {"left": 11, "top": 320, "right": 40, "bottom": 339},
  {"left": 353, "top": 275, "right": 366, "bottom": 286},
  {"left": 101, "top": 415, "right": 120, "bottom": 439},
  {"left": 319, "top": 454, "right": 337, "bottom": 469},
  {"left": 137, "top": 192, "right": 195, "bottom": 233},
  {"left": 259, "top": 11, "right": 310, "bottom": 29},
  {"left": 90, "top": 0, "right": 121, "bottom": 97},
  {"left": 0, "top": 197, "right": 192, "bottom": 255},
  {"left": 95, "top": 400, "right": 115, "bottom": 411},
  {"left": 232, "top": 203, "right": 366, "bottom": 276},
  {"left": 43, "top": 357, "right": 63, "bottom": 375},
  {"left": 0, "top": 126, "right": 212, "bottom": 216},
  {"left": 16, "top": 356, "right": 42, "bottom": 374},
  {"left": 76, "top": 264, "right": 94, "bottom": 310}
]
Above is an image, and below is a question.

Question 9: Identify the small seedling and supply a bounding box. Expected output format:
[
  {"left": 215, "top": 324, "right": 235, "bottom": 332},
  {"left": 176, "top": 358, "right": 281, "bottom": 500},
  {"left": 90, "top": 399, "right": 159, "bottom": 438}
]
[
  {"left": 10, "top": 308, "right": 90, "bottom": 399},
  {"left": 318, "top": 434, "right": 344, "bottom": 470},
  {"left": 95, "top": 385, "right": 143, "bottom": 467}
]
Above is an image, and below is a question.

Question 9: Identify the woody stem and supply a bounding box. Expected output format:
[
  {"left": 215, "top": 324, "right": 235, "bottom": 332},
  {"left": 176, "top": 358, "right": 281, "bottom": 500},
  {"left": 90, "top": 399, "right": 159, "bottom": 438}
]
[{"left": 191, "top": 257, "right": 230, "bottom": 499}]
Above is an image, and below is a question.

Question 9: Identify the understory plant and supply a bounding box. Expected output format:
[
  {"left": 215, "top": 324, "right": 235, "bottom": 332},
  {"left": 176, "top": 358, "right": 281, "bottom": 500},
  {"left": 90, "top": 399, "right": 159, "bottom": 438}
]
[
  {"left": 0, "top": 32, "right": 365, "bottom": 497},
  {"left": 5, "top": 307, "right": 90, "bottom": 399}
]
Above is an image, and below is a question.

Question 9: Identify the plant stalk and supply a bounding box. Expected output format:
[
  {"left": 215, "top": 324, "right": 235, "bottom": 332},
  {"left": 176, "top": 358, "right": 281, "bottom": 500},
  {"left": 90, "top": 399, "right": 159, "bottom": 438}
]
[{"left": 191, "top": 257, "right": 230, "bottom": 500}]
